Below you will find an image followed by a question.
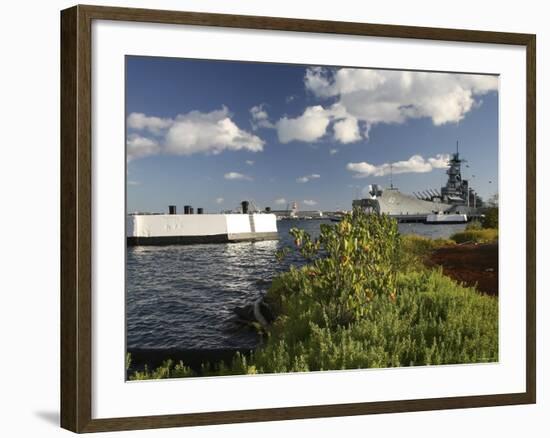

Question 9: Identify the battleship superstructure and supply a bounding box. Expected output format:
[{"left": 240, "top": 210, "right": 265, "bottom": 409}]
[{"left": 352, "top": 148, "right": 484, "bottom": 222}]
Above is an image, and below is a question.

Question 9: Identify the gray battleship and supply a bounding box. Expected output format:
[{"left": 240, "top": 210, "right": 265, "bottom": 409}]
[{"left": 352, "top": 148, "right": 484, "bottom": 223}]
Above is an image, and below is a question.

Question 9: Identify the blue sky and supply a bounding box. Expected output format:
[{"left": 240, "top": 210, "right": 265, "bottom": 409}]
[{"left": 126, "top": 56, "right": 498, "bottom": 213}]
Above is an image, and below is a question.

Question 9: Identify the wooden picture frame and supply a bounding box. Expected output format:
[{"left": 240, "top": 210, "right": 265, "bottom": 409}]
[{"left": 60, "top": 4, "right": 536, "bottom": 433}]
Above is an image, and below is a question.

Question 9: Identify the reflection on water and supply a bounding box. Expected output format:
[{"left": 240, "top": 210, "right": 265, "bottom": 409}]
[{"left": 126, "top": 220, "right": 466, "bottom": 350}]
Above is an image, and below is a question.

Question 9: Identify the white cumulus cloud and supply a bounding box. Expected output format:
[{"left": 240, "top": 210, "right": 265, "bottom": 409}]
[
  {"left": 276, "top": 106, "right": 331, "bottom": 143},
  {"left": 305, "top": 67, "right": 498, "bottom": 127},
  {"left": 165, "top": 107, "right": 264, "bottom": 155},
  {"left": 224, "top": 172, "right": 253, "bottom": 181},
  {"left": 347, "top": 154, "right": 450, "bottom": 178},
  {"left": 333, "top": 117, "right": 361, "bottom": 143},
  {"left": 274, "top": 102, "right": 365, "bottom": 145},
  {"left": 274, "top": 198, "right": 287, "bottom": 205},
  {"left": 127, "top": 112, "right": 172, "bottom": 135},
  {"left": 245, "top": 160, "right": 254, "bottom": 165},
  {"left": 250, "top": 104, "right": 274, "bottom": 130},
  {"left": 126, "top": 107, "right": 264, "bottom": 159},
  {"left": 296, "top": 173, "right": 321, "bottom": 183},
  {"left": 303, "top": 199, "right": 318, "bottom": 206},
  {"left": 215, "top": 197, "right": 224, "bottom": 204},
  {"left": 127, "top": 134, "right": 160, "bottom": 160}
]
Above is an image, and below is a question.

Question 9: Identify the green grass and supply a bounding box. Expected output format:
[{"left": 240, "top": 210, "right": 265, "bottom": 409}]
[
  {"left": 398, "top": 234, "right": 454, "bottom": 272},
  {"left": 128, "top": 212, "right": 498, "bottom": 380},
  {"left": 466, "top": 220, "right": 483, "bottom": 231},
  {"left": 129, "top": 359, "right": 196, "bottom": 380},
  {"left": 450, "top": 228, "right": 498, "bottom": 244}
]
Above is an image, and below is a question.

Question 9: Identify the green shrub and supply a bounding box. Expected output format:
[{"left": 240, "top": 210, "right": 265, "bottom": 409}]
[
  {"left": 450, "top": 229, "right": 498, "bottom": 244},
  {"left": 234, "top": 269, "right": 498, "bottom": 372},
  {"left": 482, "top": 207, "right": 498, "bottom": 229},
  {"left": 267, "top": 211, "right": 401, "bottom": 327},
  {"left": 129, "top": 359, "right": 195, "bottom": 380},
  {"left": 466, "top": 220, "right": 483, "bottom": 231},
  {"left": 259, "top": 213, "right": 497, "bottom": 371},
  {"left": 397, "top": 235, "right": 453, "bottom": 272},
  {"left": 401, "top": 234, "right": 453, "bottom": 254}
]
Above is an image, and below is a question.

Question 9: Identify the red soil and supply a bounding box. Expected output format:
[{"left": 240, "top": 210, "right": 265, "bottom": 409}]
[{"left": 426, "top": 243, "right": 498, "bottom": 297}]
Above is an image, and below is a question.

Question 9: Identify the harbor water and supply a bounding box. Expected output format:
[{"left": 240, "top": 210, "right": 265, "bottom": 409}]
[{"left": 127, "top": 220, "right": 466, "bottom": 351}]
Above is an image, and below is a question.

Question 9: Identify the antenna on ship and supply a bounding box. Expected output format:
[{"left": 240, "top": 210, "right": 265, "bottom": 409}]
[
  {"left": 456, "top": 140, "right": 459, "bottom": 156},
  {"left": 390, "top": 163, "right": 394, "bottom": 189}
]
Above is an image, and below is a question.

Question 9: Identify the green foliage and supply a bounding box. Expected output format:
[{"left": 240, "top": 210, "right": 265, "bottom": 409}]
[
  {"left": 482, "top": 207, "right": 499, "bottom": 229},
  {"left": 401, "top": 234, "right": 454, "bottom": 253},
  {"left": 466, "top": 220, "right": 483, "bottom": 231},
  {"left": 237, "top": 269, "right": 498, "bottom": 372},
  {"left": 271, "top": 212, "right": 401, "bottom": 327},
  {"left": 397, "top": 234, "right": 453, "bottom": 272},
  {"left": 450, "top": 228, "right": 498, "bottom": 244},
  {"left": 126, "top": 352, "right": 131, "bottom": 371},
  {"left": 129, "top": 359, "right": 195, "bottom": 380}
]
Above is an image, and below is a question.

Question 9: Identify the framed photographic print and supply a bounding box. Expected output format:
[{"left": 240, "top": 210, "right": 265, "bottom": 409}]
[{"left": 60, "top": 4, "right": 536, "bottom": 433}]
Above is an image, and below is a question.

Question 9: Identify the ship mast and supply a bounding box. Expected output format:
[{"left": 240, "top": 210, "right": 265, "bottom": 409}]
[{"left": 440, "top": 140, "right": 468, "bottom": 205}]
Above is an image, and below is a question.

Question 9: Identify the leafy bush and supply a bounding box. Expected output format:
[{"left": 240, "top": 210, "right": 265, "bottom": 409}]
[
  {"left": 267, "top": 212, "right": 401, "bottom": 327},
  {"left": 450, "top": 229, "right": 498, "bottom": 244},
  {"left": 129, "top": 359, "right": 195, "bottom": 380},
  {"left": 466, "top": 220, "right": 483, "bottom": 231},
  {"left": 482, "top": 207, "right": 498, "bottom": 229},
  {"left": 397, "top": 235, "right": 453, "bottom": 272},
  {"left": 235, "top": 269, "right": 498, "bottom": 372}
]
